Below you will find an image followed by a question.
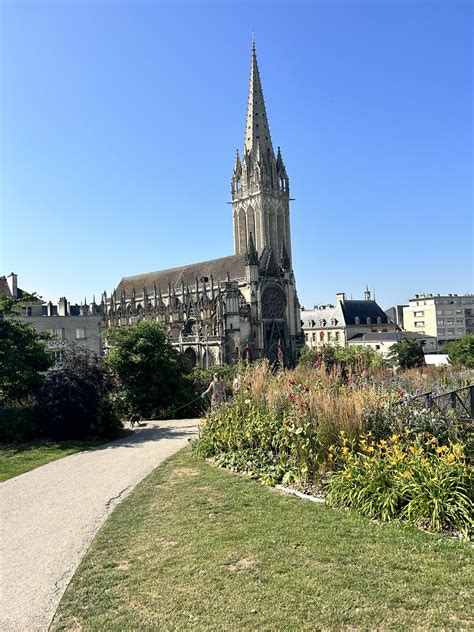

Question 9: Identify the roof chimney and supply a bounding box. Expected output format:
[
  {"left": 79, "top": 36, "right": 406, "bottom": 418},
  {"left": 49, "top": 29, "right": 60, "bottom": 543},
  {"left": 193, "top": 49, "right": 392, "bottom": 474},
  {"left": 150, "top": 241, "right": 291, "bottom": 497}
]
[
  {"left": 364, "top": 285, "right": 371, "bottom": 301},
  {"left": 7, "top": 272, "right": 18, "bottom": 299},
  {"left": 58, "top": 297, "right": 68, "bottom": 316},
  {"left": 336, "top": 292, "right": 346, "bottom": 303}
]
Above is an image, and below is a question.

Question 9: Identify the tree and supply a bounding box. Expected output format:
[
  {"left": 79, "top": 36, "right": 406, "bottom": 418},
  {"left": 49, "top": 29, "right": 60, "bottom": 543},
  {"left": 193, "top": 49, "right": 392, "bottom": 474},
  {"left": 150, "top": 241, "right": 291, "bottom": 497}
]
[
  {"left": 0, "top": 297, "right": 53, "bottom": 403},
  {"left": 444, "top": 334, "right": 474, "bottom": 368},
  {"left": 36, "top": 346, "right": 121, "bottom": 439},
  {"left": 388, "top": 339, "right": 425, "bottom": 369},
  {"left": 104, "top": 320, "right": 193, "bottom": 418}
]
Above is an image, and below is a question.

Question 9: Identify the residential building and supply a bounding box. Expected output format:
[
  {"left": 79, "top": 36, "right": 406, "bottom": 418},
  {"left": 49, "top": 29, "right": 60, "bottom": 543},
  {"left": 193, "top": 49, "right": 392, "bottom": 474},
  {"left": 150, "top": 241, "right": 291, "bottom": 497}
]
[
  {"left": 403, "top": 293, "right": 474, "bottom": 346},
  {"left": 301, "top": 290, "right": 397, "bottom": 348},
  {"left": 385, "top": 305, "right": 407, "bottom": 329},
  {"left": 1, "top": 273, "right": 102, "bottom": 361},
  {"left": 347, "top": 331, "right": 438, "bottom": 359}
]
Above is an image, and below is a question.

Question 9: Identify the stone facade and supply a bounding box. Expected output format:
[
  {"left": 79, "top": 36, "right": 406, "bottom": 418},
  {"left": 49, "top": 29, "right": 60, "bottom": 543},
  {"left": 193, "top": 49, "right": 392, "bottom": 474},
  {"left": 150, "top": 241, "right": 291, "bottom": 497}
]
[
  {"left": 301, "top": 290, "right": 398, "bottom": 349},
  {"left": 103, "top": 42, "right": 302, "bottom": 366}
]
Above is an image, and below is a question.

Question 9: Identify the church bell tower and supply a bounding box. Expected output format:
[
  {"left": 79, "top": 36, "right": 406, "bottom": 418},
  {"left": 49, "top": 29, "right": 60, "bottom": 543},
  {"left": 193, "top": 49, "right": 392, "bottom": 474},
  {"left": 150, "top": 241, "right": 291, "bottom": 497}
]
[{"left": 231, "top": 40, "right": 292, "bottom": 266}]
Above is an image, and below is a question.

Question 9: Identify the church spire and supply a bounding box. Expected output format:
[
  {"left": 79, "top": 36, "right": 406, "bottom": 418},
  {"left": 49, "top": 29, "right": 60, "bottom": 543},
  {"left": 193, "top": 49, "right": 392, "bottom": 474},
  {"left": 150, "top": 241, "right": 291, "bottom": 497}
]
[{"left": 244, "top": 39, "right": 275, "bottom": 161}]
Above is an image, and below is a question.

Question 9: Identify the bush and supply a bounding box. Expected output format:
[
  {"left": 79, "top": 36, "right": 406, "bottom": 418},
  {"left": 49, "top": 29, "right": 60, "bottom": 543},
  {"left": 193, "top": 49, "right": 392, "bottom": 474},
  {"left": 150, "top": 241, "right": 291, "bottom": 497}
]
[
  {"left": 0, "top": 404, "right": 37, "bottom": 442},
  {"left": 326, "top": 433, "right": 473, "bottom": 537},
  {"left": 36, "top": 346, "right": 122, "bottom": 440}
]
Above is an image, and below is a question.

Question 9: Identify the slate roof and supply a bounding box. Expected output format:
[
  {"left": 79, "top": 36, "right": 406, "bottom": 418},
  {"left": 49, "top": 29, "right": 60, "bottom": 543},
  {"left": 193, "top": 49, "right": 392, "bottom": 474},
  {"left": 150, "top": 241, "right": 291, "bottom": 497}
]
[
  {"left": 115, "top": 254, "right": 247, "bottom": 298},
  {"left": 0, "top": 276, "right": 11, "bottom": 298},
  {"left": 340, "top": 300, "right": 390, "bottom": 325},
  {"left": 347, "top": 331, "right": 435, "bottom": 343}
]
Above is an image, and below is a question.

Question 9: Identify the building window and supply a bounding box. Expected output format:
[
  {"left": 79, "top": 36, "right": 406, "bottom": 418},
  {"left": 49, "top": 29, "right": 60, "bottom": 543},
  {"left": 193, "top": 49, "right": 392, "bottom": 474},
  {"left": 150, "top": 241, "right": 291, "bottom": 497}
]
[
  {"left": 330, "top": 318, "right": 338, "bottom": 326},
  {"left": 355, "top": 317, "right": 360, "bottom": 325},
  {"left": 335, "top": 332, "right": 340, "bottom": 341},
  {"left": 51, "top": 328, "right": 64, "bottom": 340},
  {"left": 319, "top": 319, "right": 327, "bottom": 327},
  {"left": 375, "top": 344, "right": 381, "bottom": 350},
  {"left": 414, "top": 311, "right": 424, "bottom": 317},
  {"left": 366, "top": 317, "right": 371, "bottom": 325},
  {"left": 414, "top": 321, "right": 424, "bottom": 327},
  {"left": 377, "top": 317, "right": 382, "bottom": 324},
  {"left": 75, "top": 328, "right": 86, "bottom": 340},
  {"left": 319, "top": 331, "right": 324, "bottom": 340},
  {"left": 437, "top": 320, "right": 444, "bottom": 326},
  {"left": 23, "top": 307, "right": 32, "bottom": 316}
]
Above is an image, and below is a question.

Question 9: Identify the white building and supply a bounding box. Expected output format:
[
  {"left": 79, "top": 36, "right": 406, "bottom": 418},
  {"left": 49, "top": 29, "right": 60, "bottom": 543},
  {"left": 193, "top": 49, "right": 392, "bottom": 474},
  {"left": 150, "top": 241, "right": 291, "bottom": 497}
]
[{"left": 403, "top": 293, "right": 474, "bottom": 346}]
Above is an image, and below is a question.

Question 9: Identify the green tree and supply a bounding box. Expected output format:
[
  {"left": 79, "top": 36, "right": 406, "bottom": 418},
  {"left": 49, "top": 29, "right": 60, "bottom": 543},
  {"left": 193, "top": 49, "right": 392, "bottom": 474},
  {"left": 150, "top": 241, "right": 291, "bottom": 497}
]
[
  {"left": 0, "top": 297, "right": 53, "bottom": 403},
  {"left": 104, "top": 320, "right": 193, "bottom": 418},
  {"left": 444, "top": 334, "right": 474, "bottom": 368},
  {"left": 388, "top": 339, "right": 425, "bottom": 369}
]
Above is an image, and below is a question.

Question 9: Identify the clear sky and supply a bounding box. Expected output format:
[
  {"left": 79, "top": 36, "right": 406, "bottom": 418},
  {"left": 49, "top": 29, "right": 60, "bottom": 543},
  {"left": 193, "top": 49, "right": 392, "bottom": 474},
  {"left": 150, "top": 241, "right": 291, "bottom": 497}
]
[{"left": 1, "top": 0, "right": 472, "bottom": 310}]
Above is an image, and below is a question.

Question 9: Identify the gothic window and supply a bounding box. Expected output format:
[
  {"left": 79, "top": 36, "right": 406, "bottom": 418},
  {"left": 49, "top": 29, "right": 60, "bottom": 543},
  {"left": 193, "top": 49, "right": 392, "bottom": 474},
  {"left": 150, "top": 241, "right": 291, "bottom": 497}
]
[{"left": 261, "top": 284, "right": 286, "bottom": 319}]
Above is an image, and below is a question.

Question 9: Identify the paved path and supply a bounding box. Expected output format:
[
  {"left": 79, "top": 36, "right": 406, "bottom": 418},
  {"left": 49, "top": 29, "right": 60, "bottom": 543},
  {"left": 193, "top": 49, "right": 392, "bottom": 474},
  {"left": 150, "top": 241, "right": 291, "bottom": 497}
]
[{"left": 0, "top": 419, "right": 199, "bottom": 632}]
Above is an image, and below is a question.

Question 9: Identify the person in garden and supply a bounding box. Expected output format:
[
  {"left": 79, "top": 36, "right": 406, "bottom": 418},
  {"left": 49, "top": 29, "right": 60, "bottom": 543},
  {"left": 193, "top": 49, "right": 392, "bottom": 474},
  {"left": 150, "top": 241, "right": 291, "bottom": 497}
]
[{"left": 201, "top": 373, "right": 225, "bottom": 409}]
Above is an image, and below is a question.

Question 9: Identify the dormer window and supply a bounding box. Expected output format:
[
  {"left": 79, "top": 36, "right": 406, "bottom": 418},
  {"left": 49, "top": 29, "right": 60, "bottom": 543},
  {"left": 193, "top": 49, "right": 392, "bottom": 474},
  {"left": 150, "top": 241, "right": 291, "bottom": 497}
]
[
  {"left": 331, "top": 318, "right": 338, "bottom": 326},
  {"left": 366, "top": 317, "right": 371, "bottom": 325},
  {"left": 355, "top": 317, "right": 360, "bottom": 325},
  {"left": 319, "top": 319, "right": 327, "bottom": 327},
  {"left": 377, "top": 317, "right": 382, "bottom": 324}
]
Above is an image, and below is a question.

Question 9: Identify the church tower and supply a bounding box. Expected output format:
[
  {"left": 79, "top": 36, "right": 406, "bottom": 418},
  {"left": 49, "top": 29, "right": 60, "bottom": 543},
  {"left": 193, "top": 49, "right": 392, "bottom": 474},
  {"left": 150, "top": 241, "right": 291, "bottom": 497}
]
[{"left": 231, "top": 40, "right": 291, "bottom": 265}]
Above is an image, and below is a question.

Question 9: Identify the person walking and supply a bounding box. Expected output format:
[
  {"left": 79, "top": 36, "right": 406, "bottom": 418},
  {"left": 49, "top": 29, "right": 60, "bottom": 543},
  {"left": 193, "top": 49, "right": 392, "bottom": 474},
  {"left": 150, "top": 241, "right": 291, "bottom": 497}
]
[{"left": 201, "top": 373, "right": 225, "bottom": 410}]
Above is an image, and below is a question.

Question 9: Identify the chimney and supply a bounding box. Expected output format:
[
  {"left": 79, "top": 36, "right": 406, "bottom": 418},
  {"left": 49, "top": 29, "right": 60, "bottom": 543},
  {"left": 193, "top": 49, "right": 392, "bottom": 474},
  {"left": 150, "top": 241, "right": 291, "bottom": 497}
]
[
  {"left": 7, "top": 272, "right": 18, "bottom": 299},
  {"left": 58, "top": 297, "right": 68, "bottom": 316},
  {"left": 47, "top": 301, "right": 53, "bottom": 316},
  {"left": 364, "top": 286, "right": 371, "bottom": 301},
  {"left": 336, "top": 292, "right": 346, "bottom": 303}
]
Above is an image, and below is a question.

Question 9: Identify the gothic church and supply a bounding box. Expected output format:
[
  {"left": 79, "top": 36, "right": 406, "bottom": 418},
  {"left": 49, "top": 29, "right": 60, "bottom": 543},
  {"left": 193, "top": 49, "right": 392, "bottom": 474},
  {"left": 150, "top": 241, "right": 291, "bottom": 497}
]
[{"left": 102, "top": 42, "right": 302, "bottom": 366}]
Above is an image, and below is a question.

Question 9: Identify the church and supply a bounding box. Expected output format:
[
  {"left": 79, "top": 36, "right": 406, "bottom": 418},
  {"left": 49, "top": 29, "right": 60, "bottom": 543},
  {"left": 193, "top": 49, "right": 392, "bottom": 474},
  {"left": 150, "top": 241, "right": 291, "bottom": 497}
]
[{"left": 102, "top": 42, "right": 302, "bottom": 367}]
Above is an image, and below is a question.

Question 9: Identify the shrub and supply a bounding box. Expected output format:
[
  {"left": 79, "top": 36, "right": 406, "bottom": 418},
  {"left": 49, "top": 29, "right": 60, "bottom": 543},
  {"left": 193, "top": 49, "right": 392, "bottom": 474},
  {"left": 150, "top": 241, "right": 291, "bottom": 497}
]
[
  {"left": 0, "top": 403, "right": 37, "bottom": 442},
  {"left": 36, "top": 346, "right": 121, "bottom": 440},
  {"left": 326, "top": 433, "right": 473, "bottom": 537}
]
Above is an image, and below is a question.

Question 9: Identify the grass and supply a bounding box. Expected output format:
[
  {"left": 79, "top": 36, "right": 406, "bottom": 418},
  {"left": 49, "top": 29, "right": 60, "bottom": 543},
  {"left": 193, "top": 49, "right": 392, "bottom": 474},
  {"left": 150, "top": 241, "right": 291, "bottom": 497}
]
[
  {"left": 52, "top": 449, "right": 473, "bottom": 631},
  {"left": 0, "top": 439, "right": 105, "bottom": 482}
]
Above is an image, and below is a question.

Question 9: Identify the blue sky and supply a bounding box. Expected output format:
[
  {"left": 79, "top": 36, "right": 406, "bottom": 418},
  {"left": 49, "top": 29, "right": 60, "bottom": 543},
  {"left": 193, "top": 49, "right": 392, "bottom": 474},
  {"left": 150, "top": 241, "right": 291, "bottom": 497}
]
[{"left": 1, "top": 0, "right": 472, "bottom": 309}]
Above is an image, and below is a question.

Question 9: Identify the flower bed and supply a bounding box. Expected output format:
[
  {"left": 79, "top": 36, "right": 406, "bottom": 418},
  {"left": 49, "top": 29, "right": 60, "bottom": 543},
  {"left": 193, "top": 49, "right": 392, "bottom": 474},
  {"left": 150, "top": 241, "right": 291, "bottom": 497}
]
[{"left": 194, "top": 361, "right": 473, "bottom": 536}]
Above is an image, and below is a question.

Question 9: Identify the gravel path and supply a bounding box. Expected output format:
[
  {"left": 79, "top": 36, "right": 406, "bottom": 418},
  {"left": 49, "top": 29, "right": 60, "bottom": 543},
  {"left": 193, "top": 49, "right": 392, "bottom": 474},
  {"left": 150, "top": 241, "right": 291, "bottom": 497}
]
[{"left": 0, "top": 419, "right": 199, "bottom": 632}]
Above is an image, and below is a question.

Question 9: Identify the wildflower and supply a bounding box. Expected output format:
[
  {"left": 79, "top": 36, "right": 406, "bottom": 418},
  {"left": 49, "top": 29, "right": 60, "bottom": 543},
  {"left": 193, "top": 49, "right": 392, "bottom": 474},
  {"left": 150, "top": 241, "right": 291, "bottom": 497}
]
[
  {"left": 289, "top": 393, "right": 295, "bottom": 402},
  {"left": 244, "top": 399, "right": 251, "bottom": 405},
  {"left": 402, "top": 471, "right": 412, "bottom": 478},
  {"left": 366, "top": 445, "right": 375, "bottom": 453},
  {"left": 390, "top": 434, "right": 400, "bottom": 443}
]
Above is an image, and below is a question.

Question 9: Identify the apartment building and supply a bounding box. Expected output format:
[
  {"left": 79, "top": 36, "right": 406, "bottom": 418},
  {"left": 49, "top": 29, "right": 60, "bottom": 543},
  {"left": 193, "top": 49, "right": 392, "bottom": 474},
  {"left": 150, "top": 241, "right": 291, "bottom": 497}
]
[{"left": 403, "top": 293, "right": 474, "bottom": 346}]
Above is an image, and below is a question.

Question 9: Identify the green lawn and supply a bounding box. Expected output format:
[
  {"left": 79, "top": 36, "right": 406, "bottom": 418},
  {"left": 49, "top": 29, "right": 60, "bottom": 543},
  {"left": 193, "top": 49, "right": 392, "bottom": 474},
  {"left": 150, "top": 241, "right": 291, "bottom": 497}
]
[
  {"left": 52, "top": 449, "right": 472, "bottom": 631},
  {"left": 0, "top": 440, "right": 105, "bottom": 482}
]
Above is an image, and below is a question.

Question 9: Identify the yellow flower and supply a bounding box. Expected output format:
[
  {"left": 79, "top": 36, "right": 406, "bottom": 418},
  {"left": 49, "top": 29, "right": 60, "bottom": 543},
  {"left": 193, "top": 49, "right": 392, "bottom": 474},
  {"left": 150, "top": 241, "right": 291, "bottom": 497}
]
[
  {"left": 379, "top": 439, "right": 387, "bottom": 448},
  {"left": 402, "top": 471, "right": 412, "bottom": 478},
  {"left": 390, "top": 434, "right": 400, "bottom": 443},
  {"left": 366, "top": 445, "right": 375, "bottom": 453},
  {"left": 444, "top": 453, "right": 455, "bottom": 463}
]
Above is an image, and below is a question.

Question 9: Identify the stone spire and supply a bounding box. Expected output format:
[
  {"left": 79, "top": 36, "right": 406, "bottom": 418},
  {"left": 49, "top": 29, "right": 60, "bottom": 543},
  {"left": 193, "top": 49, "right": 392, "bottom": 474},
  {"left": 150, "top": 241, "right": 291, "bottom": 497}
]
[{"left": 244, "top": 40, "right": 275, "bottom": 161}]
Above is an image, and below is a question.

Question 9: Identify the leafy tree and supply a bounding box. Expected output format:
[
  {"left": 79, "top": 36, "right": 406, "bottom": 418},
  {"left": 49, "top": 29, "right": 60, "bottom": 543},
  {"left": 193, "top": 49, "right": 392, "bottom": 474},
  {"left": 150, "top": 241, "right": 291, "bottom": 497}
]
[
  {"left": 388, "top": 339, "right": 425, "bottom": 369},
  {"left": 0, "top": 297, "right": 53, "bottom": 403},
  {"left": 443, "top": 334, "right": 474, "bottom": 368},
  {"left": 36, "top": 346, "right": 121, "bottom": 439},
  {"left": 104, "top": 320, "right": 193, "bottom": 418}
]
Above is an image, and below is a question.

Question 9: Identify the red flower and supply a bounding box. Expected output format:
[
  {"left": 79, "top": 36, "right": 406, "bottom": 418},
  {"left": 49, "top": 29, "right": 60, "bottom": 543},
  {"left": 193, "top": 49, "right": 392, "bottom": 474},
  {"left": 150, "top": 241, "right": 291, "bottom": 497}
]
[{"left": 289, "top": 393, "right": 295, "bottom": 402}]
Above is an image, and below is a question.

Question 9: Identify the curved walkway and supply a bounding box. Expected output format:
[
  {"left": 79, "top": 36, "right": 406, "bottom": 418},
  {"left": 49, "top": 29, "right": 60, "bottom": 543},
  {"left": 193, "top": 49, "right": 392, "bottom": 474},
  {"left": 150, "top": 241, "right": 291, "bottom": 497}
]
[{"left": 0, "top": 419, "right": 199, "bottom": 632}]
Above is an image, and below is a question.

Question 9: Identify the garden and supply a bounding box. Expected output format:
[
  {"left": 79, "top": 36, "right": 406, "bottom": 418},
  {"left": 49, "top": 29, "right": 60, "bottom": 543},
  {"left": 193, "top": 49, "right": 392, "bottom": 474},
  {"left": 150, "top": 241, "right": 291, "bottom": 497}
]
[{"left": 195, "top": 350, "right": 473, "bottom": 539}]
